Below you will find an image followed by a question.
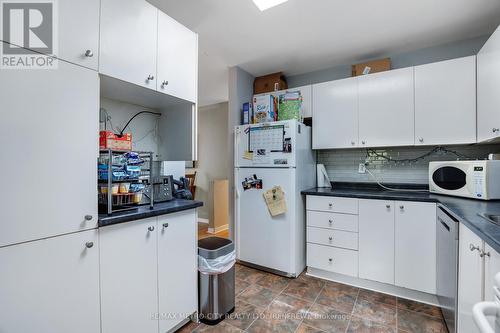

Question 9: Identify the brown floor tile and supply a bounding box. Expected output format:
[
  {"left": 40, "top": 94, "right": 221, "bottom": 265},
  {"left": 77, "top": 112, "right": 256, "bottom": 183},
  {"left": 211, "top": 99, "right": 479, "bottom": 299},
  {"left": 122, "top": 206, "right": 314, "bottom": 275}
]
[
  {"left": 192, "top": 322, "right": 243, "bottom": 333},
  {"left": 225, "top": 299, "right": 265, "bottom": 331},
  {"left": 397, "top": 309, "right": 447, "bottom": 333},
  {"left": 235, "top": 265, "right": 268, "bottom": 284},
  {"left": 357, "top": 289, "right": 397, "bottom": 306},
  {"left": 302, "top": 303, "right": 351, "bottom": 333},
  {"left": 246, "top": 316, "right": 301, "bottom": 333},
  {"left": 175, "top": 320, "right": 200, "bottom": 333},
  {"left": 235, "top": 278, "right": 251, "bottom": 296},
  {"left": 295, "top": 323, "right": 327, "bottom": 333},
  {"left": 347, "top": 316, "right": 396, "bottom": 333},
  {"left": 323, "top": 280, "right": 359, "bottom": 295},
  {"left": 315, "top": 286, "right": 358, "bottom": 314},
  {"left": 397, "top": 298, "right": 442, "bottom": 318},
  {"left": 266, "top": 294, "right": 313, "bottom": 319},
  {"left": 352, "top": 299, "right": 397, "bottom": 327},
  {"left": 237, "top": 284, "right": 279, "bottom": 308},
  {"left": 283, "top": 278, "right": 323, "bottom": 302},
  {"left": 255, "top": 273, "right": 291, "bottom": 292}
]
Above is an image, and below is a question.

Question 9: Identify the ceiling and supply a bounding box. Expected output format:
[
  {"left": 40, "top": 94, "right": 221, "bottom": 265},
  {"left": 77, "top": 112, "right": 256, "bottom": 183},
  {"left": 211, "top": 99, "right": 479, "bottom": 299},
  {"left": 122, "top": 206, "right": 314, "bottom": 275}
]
[{"left": 148, "top": 0, "right": 500, "bottom": 107}]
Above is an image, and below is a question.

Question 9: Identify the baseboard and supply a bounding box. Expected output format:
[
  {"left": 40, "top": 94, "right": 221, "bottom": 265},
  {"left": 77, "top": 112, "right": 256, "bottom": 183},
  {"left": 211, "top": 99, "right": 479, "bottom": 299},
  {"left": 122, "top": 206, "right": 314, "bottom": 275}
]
[
  {"left": 208, "top": 224, "right": 229, "bottom": 234},
  {"left": 198, "top": 218, "right": 209, "bottom": 224},
  {"left": 307, "top": 267, "right": 439, "bottom": 306}
]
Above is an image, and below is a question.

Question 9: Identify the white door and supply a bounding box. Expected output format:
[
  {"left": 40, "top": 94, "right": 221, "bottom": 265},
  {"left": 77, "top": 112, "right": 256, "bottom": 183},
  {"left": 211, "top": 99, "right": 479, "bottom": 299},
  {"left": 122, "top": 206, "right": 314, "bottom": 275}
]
[
  {"left": 100, "top": 218, "right": 159, "bottom": 333},
  {"left": 59, "top": 0, "right": 100, "bottom": 70},
  {"left": 235, "top": 167, "right": 296, "bottom": 274},
  {"left": 478, "top": 26, "right": 500, "bottom": 142},
  {"left": 415, "top": 56, "right": 476, "bottom": 145},
  {"left": 312, "top": 77, "right": 358, "bottom": 149},
  {"left": 158, "top": 211, "right": 198, "bottom": 333},
  {"left": 100, "top": 0, "right": 158, "bottom": 89},
  {"left": 395, "top": 201, "right": 437, "bottom": 293},
  {"left": 484, "top": 244, "right": 500, "bottom": 302},
  {"left": 157, "top": 12, "right": 198, "bottom": 102},
  {"left": 0, "top": 230, "right": 100, "bottom": 333},
  {"left": 458, "top": 224, "right": 483, "bottom": 333},
  {"left": 0, "top": 62, "right": 98, "bottom": 247},
  {"left": 358, "top": 67, "right": 414, "bottom": 147},
  {"left": 359, "top": 199, "right": 395, "bottom": 284}
]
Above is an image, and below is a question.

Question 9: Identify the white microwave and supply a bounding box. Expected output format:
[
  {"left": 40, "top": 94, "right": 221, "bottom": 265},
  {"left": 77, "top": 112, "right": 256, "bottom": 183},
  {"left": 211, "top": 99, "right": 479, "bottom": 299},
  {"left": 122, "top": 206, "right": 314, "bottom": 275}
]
[{"left": 429, "top": 160, "right": 500, "bottom": 200}]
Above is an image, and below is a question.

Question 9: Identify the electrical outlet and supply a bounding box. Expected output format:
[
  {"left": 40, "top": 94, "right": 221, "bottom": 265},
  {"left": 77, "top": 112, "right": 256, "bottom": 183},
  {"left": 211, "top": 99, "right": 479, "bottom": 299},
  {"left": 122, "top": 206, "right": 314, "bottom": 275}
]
[{"left": 358, "top": 163, "right": 366, "bottom": 174}]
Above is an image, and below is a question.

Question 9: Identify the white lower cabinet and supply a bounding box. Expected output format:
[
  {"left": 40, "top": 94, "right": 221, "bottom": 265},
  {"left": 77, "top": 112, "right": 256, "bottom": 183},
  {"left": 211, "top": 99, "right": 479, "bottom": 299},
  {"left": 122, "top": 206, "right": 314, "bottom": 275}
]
[
  {"left": 358, "top": 199, "right": 395, "bottom": 284},
  {"left": 158, "top": 210, "right": 198, "bottom": 333},
  {"left": 100, "top": 211, "right": 198, "bottom": 333},
  {"left": 395, "top": 201, "right": 437, "bottom": 294},
  {"left": 0, "top": 230, "right": 100, "bottom": 333},
  {"left": 307, "top": 243, "right": 358, "bottom": 277}
]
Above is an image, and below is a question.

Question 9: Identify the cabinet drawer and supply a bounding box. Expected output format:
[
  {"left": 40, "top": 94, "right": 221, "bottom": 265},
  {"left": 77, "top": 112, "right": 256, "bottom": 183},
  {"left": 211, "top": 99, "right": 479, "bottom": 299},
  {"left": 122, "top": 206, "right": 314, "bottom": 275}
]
[
  {"left": 307, "top": 196, "right": 358, "bottom": 214},
  {"left": 307, "top": 211, "right": 358, "bottom": 232},
  {"left": 307, "top": 243, "right": 358, "bottom": 277},
  {"left": 307, "top": 227, "right": 358, "bottom": 250}
]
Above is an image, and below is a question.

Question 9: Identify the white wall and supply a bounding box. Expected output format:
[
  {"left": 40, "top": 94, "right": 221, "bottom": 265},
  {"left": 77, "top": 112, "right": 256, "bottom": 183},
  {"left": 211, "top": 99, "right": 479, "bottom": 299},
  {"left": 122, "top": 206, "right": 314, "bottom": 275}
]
[
  {"left": 196, "top": 102, "right": 229, "bottom": 223},
  {"left": 100, "top": 98, "right": 161, "bottom": 157}
]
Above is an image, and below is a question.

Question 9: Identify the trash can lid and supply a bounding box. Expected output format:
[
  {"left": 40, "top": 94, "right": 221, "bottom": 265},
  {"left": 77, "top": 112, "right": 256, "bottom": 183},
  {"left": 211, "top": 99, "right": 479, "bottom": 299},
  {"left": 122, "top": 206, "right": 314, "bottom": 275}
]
[{"left": 198, "top": 237, "right": 234, "bottom": 259}]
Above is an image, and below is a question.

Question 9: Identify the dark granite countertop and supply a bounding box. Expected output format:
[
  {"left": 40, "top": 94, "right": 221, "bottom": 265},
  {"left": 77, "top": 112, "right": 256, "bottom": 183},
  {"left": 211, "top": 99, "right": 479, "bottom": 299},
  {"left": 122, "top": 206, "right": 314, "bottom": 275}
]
[
  {"left": 98, "top": 199, "right": 203, "bottom": 227},
  {"left": 302, "top": 183, "right": 500, "bottom": 253}
]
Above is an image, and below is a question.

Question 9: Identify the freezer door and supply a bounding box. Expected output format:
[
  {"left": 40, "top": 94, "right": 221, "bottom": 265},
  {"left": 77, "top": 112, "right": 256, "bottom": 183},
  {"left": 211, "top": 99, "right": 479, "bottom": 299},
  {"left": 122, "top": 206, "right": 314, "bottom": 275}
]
[
  {"left": 234, "top": 120, "right": 298, "bottom": 168},
  {"left": 235, "top": 167, "right": 296, "bottom": 274}
]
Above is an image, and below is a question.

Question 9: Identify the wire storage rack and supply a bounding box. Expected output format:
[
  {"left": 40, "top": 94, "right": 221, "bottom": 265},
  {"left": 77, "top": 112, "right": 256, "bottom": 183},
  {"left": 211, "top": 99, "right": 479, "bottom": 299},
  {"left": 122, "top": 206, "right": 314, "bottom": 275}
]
[{"left": 98, "top": 149, "right": 154, "bottom": 215}]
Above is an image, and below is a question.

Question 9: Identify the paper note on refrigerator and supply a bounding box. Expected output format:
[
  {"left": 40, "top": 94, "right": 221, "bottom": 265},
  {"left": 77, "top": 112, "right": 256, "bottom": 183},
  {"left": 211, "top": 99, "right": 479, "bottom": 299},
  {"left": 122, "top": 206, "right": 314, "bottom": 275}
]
[{"left": 263, "top": 186, "right": 287, "bottom": 217}]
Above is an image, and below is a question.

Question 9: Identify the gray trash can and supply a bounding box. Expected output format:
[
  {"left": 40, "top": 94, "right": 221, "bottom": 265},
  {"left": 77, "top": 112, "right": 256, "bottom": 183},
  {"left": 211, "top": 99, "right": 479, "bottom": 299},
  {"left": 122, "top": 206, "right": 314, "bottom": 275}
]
[{"left": 198, "top": 237, "right": 235, "bottom": 325}]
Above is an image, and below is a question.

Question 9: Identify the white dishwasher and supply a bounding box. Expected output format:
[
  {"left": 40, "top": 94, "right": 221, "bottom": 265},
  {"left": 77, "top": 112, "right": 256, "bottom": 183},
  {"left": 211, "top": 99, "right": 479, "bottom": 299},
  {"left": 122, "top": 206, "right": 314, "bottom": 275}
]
[{"left": 473, "top": 272, "right": 500, "bottom": 333}]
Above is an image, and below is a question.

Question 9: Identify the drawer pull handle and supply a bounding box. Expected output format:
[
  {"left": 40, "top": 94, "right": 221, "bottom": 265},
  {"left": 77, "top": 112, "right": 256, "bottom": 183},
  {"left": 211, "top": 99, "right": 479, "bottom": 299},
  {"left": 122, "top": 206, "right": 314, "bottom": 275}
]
[
  {"left": 328, "top": 258, "right": 333, "bottom": 263},
  {"left": 386, "top": 205, "right": 391, "bottom": 209},
  {"left": 328, "top": 236, "right": 333, "bottom": 241},
  {"left": 328, "top": 219, "right": 333, "bottom": 224}
]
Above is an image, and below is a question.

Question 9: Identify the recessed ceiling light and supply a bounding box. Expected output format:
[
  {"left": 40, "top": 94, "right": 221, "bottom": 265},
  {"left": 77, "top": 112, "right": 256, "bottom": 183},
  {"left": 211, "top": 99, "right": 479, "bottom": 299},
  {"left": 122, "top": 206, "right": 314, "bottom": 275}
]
[{"left": 252, "top": 0, "right": 289, "bottom": 11}]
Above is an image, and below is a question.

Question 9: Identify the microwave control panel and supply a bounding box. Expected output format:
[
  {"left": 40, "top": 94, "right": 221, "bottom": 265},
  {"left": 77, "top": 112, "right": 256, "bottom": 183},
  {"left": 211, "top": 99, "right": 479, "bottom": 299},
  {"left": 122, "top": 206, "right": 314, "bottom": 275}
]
[{"left": 473, "top": 166, "right": 485, "bottom": 198}]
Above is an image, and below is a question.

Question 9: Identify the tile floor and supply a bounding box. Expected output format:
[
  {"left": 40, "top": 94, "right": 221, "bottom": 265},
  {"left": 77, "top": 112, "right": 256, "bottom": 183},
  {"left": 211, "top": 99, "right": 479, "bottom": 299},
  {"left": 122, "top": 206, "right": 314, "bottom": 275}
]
[{"left": 176, "top": 264, "right": 447, "bottom": 333}]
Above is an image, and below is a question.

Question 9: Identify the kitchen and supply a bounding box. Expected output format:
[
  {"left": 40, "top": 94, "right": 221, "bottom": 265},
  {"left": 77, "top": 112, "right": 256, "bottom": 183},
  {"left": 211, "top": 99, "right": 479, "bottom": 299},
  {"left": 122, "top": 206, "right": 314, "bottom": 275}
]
[{"left": 2, "top": 1, "right": 500, "bottom": 333}]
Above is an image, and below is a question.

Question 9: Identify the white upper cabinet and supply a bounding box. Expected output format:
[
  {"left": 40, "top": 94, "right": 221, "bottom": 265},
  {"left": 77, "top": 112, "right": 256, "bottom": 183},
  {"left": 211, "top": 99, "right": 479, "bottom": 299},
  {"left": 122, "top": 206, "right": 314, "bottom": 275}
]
[
  {"left": 0, "top": 61, "right": 98, "bottom": 247},
  {"left": 59, "top": 0, "right": 100, "bottom": 70},
  {"left": 157, "top": 211, "right": 198, "bottom": 333},
  {"left": 100, "top": 218, "right": 159, "bottom": 333},
  {"left": 157, "top": 12, "right": 198, "bottom": 102},
  {"left": 395, "top": 202, "right": 437, "bottom": 294},
  {"left": 478, "top": 26, "right": 500, "bottom": 142},
  {"left": 358, "top": 199, "right": 395, "bottom": 284},
  {"left": 415, "top": 56, "right": 476, "bottom": 145},
  {"left": 100, "top": 0, "right": 158, "bottom": 90},
  {"left": 313, "top": 78, "right": 358, "bottom": 149},
  {"left": 358, "top": 67, "right": 415, "bottom": 147},
  {"left": 0, "top": 230, "right": 100, "bottom": 333}
]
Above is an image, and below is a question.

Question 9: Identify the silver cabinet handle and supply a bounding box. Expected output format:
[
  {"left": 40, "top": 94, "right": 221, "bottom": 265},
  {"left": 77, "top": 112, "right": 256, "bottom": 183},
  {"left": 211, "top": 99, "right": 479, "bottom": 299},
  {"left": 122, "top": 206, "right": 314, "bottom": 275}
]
[
  {"left": 418, "top": 137, "right": 424, "bottom": 143},
  {"left": 85, "top": 242, "right": 94, "bottom": 249},
  {"left": 84, "top": 50, "right": 93, "bottom": 57},
  {"left": 328, "top": 203, "right": 333, "bottom": 208},
  {"left": 470, "top": 244, "right": 481, "bottom": 252},
  {"left": 399, "top": 205, "right": 404, "bottom": 210},
  {"left": 162, "top": 223, "right": 169, "bottom": 229},
  {"left": 148, "top": 226, "right": 155, "bottom": 232},
  {"left": 84, "top": 215, "right": 93, "bottom": 221},
  {"left": 328, "top": 219, "right": 333, "bottom": 224},
  {"left": 147, "top": 75, "right": 154, "bottom": 81},
  {"left": 161, "top": 80, "right": 169, "bottom": 88},
  {"left": 328, "top": 236, "right": 333, "bottom": 241},
  {"left": 493, "top": 128, "right": 500, "bottom": 133},
  {"left": 362, "top": 141, "right": 366, "bottom": 145},
  {"left": 386, "top": 205, "right": 391, "bottom": 209},
  {"left": 481, "top": 250, "right": 491, "bottom": 258},
  {"left": 328, "top": 258, "right": 333, "bottom": 262},
  {"left": 351, "top": 141, "right": 355, "bottom": 145}
]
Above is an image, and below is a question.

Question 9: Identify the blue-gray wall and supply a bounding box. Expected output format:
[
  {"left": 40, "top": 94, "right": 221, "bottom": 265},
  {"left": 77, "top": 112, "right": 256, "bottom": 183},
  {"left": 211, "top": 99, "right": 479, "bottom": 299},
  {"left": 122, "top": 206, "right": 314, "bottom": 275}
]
[{"left": 287, "top": 35, "right": 490, "bottom": 88}]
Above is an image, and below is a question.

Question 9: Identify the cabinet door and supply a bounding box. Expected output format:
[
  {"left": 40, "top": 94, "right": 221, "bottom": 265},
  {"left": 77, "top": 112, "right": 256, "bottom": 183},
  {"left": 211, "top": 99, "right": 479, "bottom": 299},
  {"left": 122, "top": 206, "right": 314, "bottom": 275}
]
[
  {"left": 312, "top": 78, "right": 358, "bottom": 149},
  {"left": 100, "top": 218, "right": 159, "bottom": 333},
  {"left": 458, "top": 224, "right": 483, "bottom": 333},
  {"left": 358, "top": 67, "right": 414, "bottom": 147},
  {"left": 484, "top": 244, "right": 500, "bottom": 302},
  {"left": 478, "top": 26, "right": 500, "bottom": 142},
  {"left": 0, "top": 230, "right": 100, "bottom": 333},
  {"left": 59, "top": 0, "right": 100, "bottom": 70},
  {"left": 359, "top": 199, "right": 395, "bottom": 284},
  {"left": 415, "top": 56, "right": 476, "bottom": 145},
  {"left": 395, "top": 202, "right": 437, "bottom": 293},
  {"left": 0, "top": 61, "right": 98, "bottom": 247},
  {"left": 158, "top": 210, "right": 198, "bottom": 332},
  {"left": 100, "top": 0, "right": 158, "bottom": 89},
  {"left": 157, "top": 12, "right": 198, "bottom": 102}
]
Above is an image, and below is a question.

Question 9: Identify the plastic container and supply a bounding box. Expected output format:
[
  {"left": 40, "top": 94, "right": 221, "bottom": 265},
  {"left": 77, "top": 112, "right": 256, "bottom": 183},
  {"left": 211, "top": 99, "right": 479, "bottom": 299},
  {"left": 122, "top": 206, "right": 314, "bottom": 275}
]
[
  {"left": 132, "top": 192, "right": 143, "bottom": 204},
  {"left": 111, "top": 184, "right": 119, "bottom": 195},
  {"left": 119, "top": 183, "right": 131, "bottom": 194}
]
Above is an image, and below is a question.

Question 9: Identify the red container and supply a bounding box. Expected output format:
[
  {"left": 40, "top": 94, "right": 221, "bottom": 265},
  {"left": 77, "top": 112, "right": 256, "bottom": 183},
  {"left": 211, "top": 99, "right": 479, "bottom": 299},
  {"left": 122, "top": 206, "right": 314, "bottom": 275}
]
[{"left": 99, "top": 131, "right": 132, "bottom": 151}]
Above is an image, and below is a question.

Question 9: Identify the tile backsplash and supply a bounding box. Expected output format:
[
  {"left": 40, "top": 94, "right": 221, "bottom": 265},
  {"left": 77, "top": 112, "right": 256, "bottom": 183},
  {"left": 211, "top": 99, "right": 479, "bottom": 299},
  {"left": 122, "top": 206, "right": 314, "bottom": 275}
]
[{"left": 317, "top": 144, "right": 500, "bottom": 184}]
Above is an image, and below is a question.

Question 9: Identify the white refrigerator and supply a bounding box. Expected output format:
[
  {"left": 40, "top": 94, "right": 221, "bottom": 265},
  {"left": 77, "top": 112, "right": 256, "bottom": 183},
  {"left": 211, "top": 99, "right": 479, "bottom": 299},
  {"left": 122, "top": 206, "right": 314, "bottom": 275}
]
[{"left": 234, "top": 120, "right": 315, "bottom": 277}]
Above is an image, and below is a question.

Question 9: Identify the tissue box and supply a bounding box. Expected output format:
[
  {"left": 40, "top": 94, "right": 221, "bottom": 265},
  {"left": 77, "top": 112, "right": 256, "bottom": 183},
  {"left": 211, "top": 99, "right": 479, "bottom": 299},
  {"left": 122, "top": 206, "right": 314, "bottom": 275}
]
[
  {"left": 99, "top": 131, "right": 132, "bottom": 151},
  {"left": 253, "top": 94, "right": 277, "bottom": 123}
]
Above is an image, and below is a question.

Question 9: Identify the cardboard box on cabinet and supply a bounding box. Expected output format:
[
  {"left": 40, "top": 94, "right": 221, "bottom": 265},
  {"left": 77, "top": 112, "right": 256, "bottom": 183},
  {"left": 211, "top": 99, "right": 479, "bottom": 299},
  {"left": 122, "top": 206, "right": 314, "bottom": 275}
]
[
  {"left": 352, "top": 58, "right": 391, "bottom": 76},
  {"left": 254, "top": 72, "right": 288, "bottom": 94}
]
